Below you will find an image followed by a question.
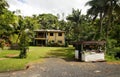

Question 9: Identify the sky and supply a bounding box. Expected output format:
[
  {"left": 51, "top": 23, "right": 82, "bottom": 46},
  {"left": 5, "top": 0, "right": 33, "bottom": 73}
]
[{"left": 6, "top": 0, "right": 90, "bottom": 17}]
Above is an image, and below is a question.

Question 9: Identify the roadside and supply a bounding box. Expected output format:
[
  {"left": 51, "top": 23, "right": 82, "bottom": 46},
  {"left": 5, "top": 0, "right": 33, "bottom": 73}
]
[{"left": 0, "top": 58, "right": 120, "bottom": 77}]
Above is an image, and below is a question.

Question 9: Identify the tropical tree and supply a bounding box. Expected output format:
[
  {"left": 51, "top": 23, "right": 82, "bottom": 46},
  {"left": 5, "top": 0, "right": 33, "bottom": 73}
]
[
  {"left": 0, "top": 0, "right": 9, "bottom": 14},
  {"left": 86, "top": 0, "right": 120, "bottom": 40},
  {"left": 85, "top": 0, "right": 107, "bottom": 40},
  {"left": 19, "top": 31, "right": 29, "bottom": 58},
  {"left": 38, "top": 14, "right": 58, "bottom": 29},
  {"left": 0, "top": 0, "right": 17, "bottom": 45},
  {"left": 0, "top": 0, "right": 9, "bottom": 36},
  {"left": 66, "top": 9, "right": 82, "bottom": 41},
  {"left": 14, "top": 16, "right": 34, "bottom": 43},
  {"left": 105, "top": 0, "right": 120, "bottom": 39},
  {"left": 32, "top": 15, "right": 41, "bottom": 30}
]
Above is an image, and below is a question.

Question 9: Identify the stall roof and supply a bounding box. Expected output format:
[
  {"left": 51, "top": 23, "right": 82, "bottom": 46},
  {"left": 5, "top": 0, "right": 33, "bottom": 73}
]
[{"left": 72, "top": 41, "right": 106, "bottom": 45}]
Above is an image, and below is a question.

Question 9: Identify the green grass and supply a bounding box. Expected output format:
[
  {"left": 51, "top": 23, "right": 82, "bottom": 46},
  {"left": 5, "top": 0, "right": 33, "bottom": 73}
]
[
  {"left": 105, "top": 55, "right": 120, "bottom": 62},
  {"left": 0, "top": 46, "right": 75, "bottom": 72},
  {"left": 1, "top": 46, "right": 119, "bottom": 72}
]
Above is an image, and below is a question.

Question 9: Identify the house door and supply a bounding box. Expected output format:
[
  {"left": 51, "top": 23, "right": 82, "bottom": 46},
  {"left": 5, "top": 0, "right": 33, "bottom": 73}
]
[{"left": 37, "top": 40, "right": 46, "bottom": 46}]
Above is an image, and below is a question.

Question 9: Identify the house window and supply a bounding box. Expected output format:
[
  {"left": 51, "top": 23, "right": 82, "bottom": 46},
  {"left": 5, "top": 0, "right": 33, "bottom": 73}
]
[
  {"left": 51, "top": 40, "right": 54, "bottom": 43},
  {"left": 50, "top": 33, "right": 53, "bottom": 36},
  {"left": 58, "top": 33, "right": 62, "bottom": 36},
  {"left": 38, "top": 32, "right": 44, "bottom": 38},
  {"left": 58, "top": 40, "right": 62, "bottom": 43}
]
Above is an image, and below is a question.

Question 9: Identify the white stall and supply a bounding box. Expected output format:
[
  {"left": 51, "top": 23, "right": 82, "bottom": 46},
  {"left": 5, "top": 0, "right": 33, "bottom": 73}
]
[{"left": 73, "top": 41, "right": 106, "bottom": 62}]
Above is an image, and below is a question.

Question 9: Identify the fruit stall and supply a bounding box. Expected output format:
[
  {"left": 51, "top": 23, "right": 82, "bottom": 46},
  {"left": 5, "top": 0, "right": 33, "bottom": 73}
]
[{"left": 73, "top": 41, "right": 106, "bottom": 62}]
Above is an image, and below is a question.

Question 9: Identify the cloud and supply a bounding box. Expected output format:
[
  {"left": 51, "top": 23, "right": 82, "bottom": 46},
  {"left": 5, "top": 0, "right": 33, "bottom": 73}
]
[
  {"left": 18, "top": 0, "right": 26, "bottom": 3},
  {"left": 6, "top": 0, "right": 90, "bottom": 17}
]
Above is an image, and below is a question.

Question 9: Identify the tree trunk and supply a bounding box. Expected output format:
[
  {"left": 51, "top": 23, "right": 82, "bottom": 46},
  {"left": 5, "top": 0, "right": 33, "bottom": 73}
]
[
  {"left": 99, "top": 12, "right": 103, "bottom": 40},
  {"left": 106, "top": 0, "right": 113, "bottom": 40},
  {"left": 16, "top": 33, "right": 21, "bottom": 43}
]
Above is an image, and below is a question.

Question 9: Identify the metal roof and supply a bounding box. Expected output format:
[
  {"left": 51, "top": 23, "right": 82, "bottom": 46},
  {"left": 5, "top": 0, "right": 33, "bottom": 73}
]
[{"left": 34, "top": 29, "right": 65, "bottom": 32}]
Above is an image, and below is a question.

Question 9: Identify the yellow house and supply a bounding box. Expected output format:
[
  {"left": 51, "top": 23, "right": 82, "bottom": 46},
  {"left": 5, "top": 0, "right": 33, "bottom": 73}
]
[{"left": 34, "top": 29, "right": 65, "bottom": 46}]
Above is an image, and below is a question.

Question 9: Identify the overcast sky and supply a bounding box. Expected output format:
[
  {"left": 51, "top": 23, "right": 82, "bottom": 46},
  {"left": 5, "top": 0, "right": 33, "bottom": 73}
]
[{"left": 6, "top": 0, "right": 90, "bottom": 17}]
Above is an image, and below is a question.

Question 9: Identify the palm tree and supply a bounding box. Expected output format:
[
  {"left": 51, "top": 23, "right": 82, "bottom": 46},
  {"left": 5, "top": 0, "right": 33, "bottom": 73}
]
[
  {"left": 105, "top": 0, "right": 120, "bottom": 39},
  {"left": 66, "top": 8, "right": 82, "bottom": 41},
  {"left": 86, "top": 0, "right": 120, "bottom": 39},
  {"left": 0, "top": 0, "right": 9, "bottom": 14},
  {"left": 86, "top": 0, "right": 107, "bottom": 40}
]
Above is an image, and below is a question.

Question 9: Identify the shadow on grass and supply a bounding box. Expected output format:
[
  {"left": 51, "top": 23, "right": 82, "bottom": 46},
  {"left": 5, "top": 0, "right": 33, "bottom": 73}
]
[
  {"left": 4, "top": 54, "right": 20, "bottom": 59},
  {"left": 46, "top": 47, "right": 76, "bottom": 62}
]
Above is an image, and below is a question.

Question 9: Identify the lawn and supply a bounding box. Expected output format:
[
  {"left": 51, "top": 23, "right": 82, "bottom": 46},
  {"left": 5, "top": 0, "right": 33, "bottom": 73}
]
[
  {"left": 0, "top": 46, "right": 119, "bottom": 72},
  {"left": 0, "top": 46, "right": 75, "bottom": 72}
]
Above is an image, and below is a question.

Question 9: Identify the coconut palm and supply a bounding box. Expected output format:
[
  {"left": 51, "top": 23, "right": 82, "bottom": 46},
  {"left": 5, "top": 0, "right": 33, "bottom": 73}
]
[
  {"left": 66, "top": 8, "right": 82, "bottom": 41},
  {"left": 105, "top": 0, "right": 120, "bottom": 39},
  {"left": 0, "top": 0, "right": 9, "bottom": 14},
  {"left": 86, "top": 0, "right": 120, "bottom": 39},
  {"left": 86, "top": 0, "right": 108, "bottom": 40}
]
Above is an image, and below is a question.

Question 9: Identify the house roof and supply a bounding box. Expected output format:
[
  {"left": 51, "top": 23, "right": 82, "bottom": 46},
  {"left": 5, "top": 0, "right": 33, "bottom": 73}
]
[{"left": 34, "top": 29, "right": 65, "bottom": 33}]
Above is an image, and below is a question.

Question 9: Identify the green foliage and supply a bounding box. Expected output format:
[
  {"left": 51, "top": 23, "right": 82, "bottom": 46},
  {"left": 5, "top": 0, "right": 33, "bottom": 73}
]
[
  {"left": 107, "top": 39, "right": 117, "bottom": 49},
  {"left": 106, "top": 39, "right": 120, "bottom": 60},
  {"left": 9, "top": 34, "right": 18, "bottom": 44},
  {"left": 0, "top": 0, "right": 9, "bottom": 14},
  {"left": 65, "top": 42, "right": 69, "bottom": 47},
  {"left": 107, "top": 47, "right": 120, "bottom": 60},
  {"left": 66, "top": 9, "right": 82, "bottom": 41},
  {"left": 0, "top": 10, "right": 15, "bottom": 36},
  {"left": 110, "top": 24, "right": 120, "bottom": 46},
  {"left": 0, "top": 1, "right": 18, "bottom": 50},
  {"left": 38, "top": 14, "right": 58, "bottom": 29},
  {"left": 19, "top": 32, "right": 29, "bottom": 58},
  {"left": 0, "top": 39, "right": 5, "bottom": 50},
  {"left": 66, "top": 12, "right": 95, "bottom": 41},
  {"left": 86, "top": 0, "right": 120, "bottom": 39},
  {"left": 106, "top": 39, "right": 117, "bottom": 55},
  {"left": 47, "top": 41, "right": 65, "bottom": 47}
]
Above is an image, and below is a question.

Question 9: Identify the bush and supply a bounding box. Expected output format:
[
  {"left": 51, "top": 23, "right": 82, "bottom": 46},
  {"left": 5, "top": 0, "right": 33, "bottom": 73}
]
[
  {"left": 106, "top": 39, "right": 117, "bottom": 54},
  {"left": 0, "top": 39, "right": 5, "bottom": 50},
  {"left": 105, "top": 39, "right": 120, "bottom": 60},
  {"left": 107, "top": 39, "right": 117, "bottom": 49},
  {"left": 65, "top": 42, "right": 69, "bottom": 47},
  {"left": 107, "top": 47, "right": 120, "bottom": 60},
  {"left": 106, "top": 39, "right": 120, "bottom": 60},
  {"left": 47, "top": 41, "right": 65, "bottom": 47},
  {"left": 47, "top": 41, "right": 54, "bottom": 47},
  {"left": 19, "top": 32, "right": 29, "bottom": 58}
]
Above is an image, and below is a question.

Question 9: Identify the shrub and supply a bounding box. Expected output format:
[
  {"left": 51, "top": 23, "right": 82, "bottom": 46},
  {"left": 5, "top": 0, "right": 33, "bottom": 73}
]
[
  {"left": 106, "top": 39, "right": 120, "bottom": 60},
  {"left": 19, "top": 32, "right": 29, "bottom": 58},
  {"left": 104, "top": 39, "right": 120, "bottom": 60},
  {"left": 108, "top": 47, "right": 120, "bottom": 60},
  {"left": 106, "top": 39, "right": 117, "bottom": 54},
  {"left": 47, "top": 41, "right": 54, "bottom": 47},
  {"left": 47, "top": 41, "right": 65, "bottom": 47},
  {"left": 65, "top": 42, "right": 69, "bottom": 47},
  {"left": 0, "top": 39, "right": 5, "bottom": 50},
  {"left": 107, "top": 39, "right": 117, "bottom": 49}
]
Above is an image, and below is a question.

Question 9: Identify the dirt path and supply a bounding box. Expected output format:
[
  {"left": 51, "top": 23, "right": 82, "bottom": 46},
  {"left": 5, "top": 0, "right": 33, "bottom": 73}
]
[{"left": 0, "top": 58, "right": 120, "bottom": 77}]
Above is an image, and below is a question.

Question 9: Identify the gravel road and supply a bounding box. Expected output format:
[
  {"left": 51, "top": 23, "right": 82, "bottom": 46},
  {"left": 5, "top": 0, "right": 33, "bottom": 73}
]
[{"left": 0, "top": 58, "right": 120, "bottom": 77}]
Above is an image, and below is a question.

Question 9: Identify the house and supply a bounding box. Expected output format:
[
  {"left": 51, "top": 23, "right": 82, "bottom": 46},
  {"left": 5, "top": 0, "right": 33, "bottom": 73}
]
[{"left": 34, "top": 29, "right": 65, "bottom": 46}]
